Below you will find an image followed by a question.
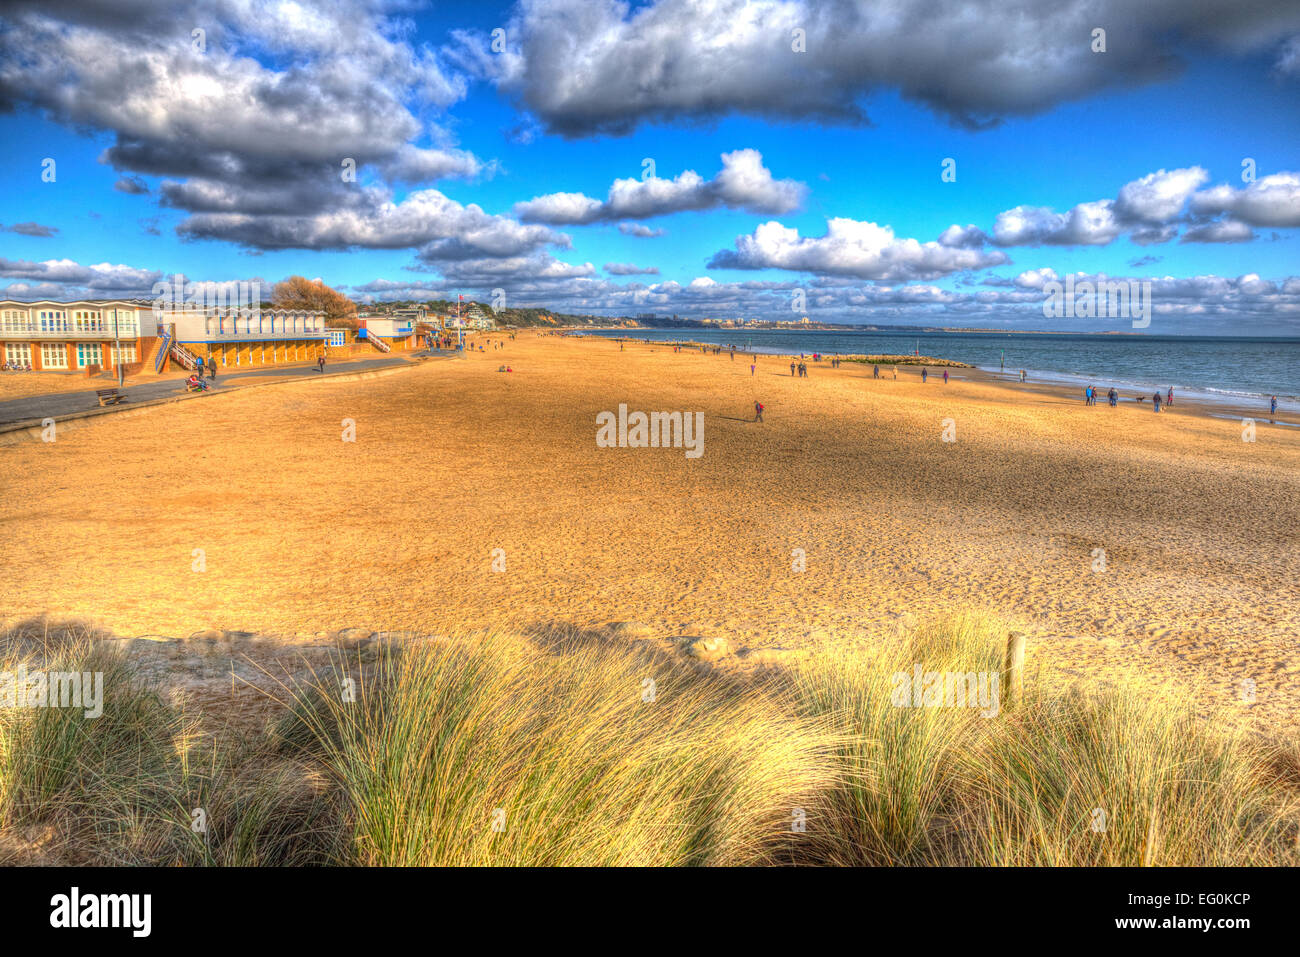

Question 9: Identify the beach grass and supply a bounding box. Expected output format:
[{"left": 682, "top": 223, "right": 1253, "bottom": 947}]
[
  {"left": 791, "top": 612, "right": 1299, "bottom": 866},
  {"left": 275, "top": 629, "right": 836, "bottom": 865},
  {"left": 0, "top": 632, "right": 196, "bottom": 865},
  {"left": 1, "top": 617, "right": 1295, "bottom": 866}
]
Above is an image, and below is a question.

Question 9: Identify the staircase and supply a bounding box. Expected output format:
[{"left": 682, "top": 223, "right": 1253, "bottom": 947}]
[
  {"left": 365, "top": 331, "right": 391, "bottom": 353},
  {"left": 169, "top": 340, "right": 202, "bottom": 370},
  {"left": 154, "top": 330, "right": 173, "bottom": 372}
]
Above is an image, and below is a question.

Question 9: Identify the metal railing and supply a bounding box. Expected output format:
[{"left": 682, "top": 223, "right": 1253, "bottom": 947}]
[
  {"left": 169, "top": 340, "right": 201, "bottom": 371},
  {"left": 155, "top": 328, "right": 173, "bottom": 372}
]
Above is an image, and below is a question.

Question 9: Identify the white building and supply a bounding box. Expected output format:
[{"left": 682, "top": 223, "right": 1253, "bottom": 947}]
[
  {"left": 163, "top": 307, "right": 328, "bottom": 370},
  {"left": 0, "top": 299, "right": 158, "bottom": 371}
]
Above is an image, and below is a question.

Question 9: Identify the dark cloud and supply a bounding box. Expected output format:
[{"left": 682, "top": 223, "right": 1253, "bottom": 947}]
[
  {"left": 176, "top": 187, "right": 566, "bottom": 255},
  {"left": 0, "top": 256, "right": 160, "bottom": 297},
  {"left": 454, "top": 0, "right": 1300, "bottom": 138},
  {"left": 618, "top": 222, "right": 666, "bottom": 238},
  {"left": 1181, "top": 219, "right": 1256, "bottom": 243},
  {"left": 2, "top": 221, "right": 59, "bottom": 237},
  {"left": 0, "top": 0, "right": 495, "bottom": 253},
  {"left": 114, "top": 175, "right": 149, "bottom": 195}
]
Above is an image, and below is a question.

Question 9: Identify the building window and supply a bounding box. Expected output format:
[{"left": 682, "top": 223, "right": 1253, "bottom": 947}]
[
  {"left": 5, "top": 343, "right": 31, "bottom": 366},
  {"left": 41, "top": 343, "right": 68, "bottom": 369},
  {"left": 110, "top": 344, "right": 137, "bottom": 364},
  {"left": 76, "top": 343, "right": 102, "bottom": 367},
  {"left": 329, "top": 330, "right": 346, "bottom": 347}
]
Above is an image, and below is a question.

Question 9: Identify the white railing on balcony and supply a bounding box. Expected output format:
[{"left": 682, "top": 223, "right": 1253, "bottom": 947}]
[{"left": 0, "top": 322, "right": 142, "bottom": 339}]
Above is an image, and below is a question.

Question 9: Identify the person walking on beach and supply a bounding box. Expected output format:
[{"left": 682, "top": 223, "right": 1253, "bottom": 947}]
[
  {"left": 1020, "top": 369, "right": 1026, "bottom": 383},
  {"left": 1270, "top": 395, "right": 1278, "bottom": 416},
  {"left": 873, "top": 365, "right": 879, "bottom": 379},
  {"left": 942, "top": 369, "right": 948, "bottom": 384},
  {"left": 1167, "top": 387, "right": 1174, "bottom": 407},
  {"left": 317, "top": 354, "right": 326, "bottom": 374},
  {"left": 893, "top": 367, "right": 897, "bottom": 380},
  {"left": 1108, "top": 388, "right": 1117, "bottom": 407},
  {"left": 790, "top": 360, "right": 796, "bottom": 377},
  {"left": 1153, "top": 391, "right": 1162, "bottom": 412},
  {"left": 750, "top": 362, "right": 755, "bottom": 376},
  {"left": 921, "top": 368, "right": 928, "bottom": 383},
  {"left": 1084, "top": 386, "right": 1091, "bottom": 405},
  {"left": 754, "top": 401, "right": 764, "bottom": 423}
]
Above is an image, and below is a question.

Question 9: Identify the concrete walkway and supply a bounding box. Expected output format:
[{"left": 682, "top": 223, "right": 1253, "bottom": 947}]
[{"left": 0, "top": 351, "right": 455, "bottom": 426}]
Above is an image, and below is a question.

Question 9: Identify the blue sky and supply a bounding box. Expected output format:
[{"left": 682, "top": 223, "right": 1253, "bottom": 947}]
[{"left": 1, "top": 0, "right": 1298, "bottom": 331}]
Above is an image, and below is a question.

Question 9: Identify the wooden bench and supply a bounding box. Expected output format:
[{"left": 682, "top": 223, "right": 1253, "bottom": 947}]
[{"left": 96, "top": 388, "right": 124, "bottom": 407}]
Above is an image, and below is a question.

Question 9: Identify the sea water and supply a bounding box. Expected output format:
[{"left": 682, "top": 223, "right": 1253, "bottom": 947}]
[{"left": 582, "top": 329, "right": 1299, "bottom": 411}]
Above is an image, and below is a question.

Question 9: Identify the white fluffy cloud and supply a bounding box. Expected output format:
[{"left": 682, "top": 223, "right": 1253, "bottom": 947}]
[
  {"left": 514, "top": 150, "right": 805, "bottom": 224},
  {"left": 992, "top": 201, "right": 1122, "bottom": 247},
  {"left": 708, "top": 218, "right": 1009, "bottom": 280},
  {"left": 961, "top": 166, "right": 1297, "bottom": 247},
  {"left": 1190, "top": 172, "right": 1300, "bottom": 227},
  {"left": 1114, "top": 167, "right": 1212, "bottom": 223},
  {"left": 988, "top": 168, "right": 1211, "bottom": 247}
]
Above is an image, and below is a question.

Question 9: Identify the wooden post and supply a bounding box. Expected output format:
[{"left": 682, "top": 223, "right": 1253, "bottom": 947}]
[{"left": 1003, "top": 631, "right": 1027, "bottom": 708}]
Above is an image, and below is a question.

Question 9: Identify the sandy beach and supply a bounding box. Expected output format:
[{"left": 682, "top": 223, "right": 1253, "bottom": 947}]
[{"left": 3, "top": 331, "right": 1298, "bottom": 732}]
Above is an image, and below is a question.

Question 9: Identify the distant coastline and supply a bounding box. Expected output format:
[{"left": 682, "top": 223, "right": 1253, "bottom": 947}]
[{"left": 574, "top": 320, "right": 1297, "bottom": 339}]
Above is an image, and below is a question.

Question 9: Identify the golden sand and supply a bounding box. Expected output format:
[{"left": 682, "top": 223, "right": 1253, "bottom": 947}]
[{"left": 2, "top": 332, "right": 1298, "bottom": 730}]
